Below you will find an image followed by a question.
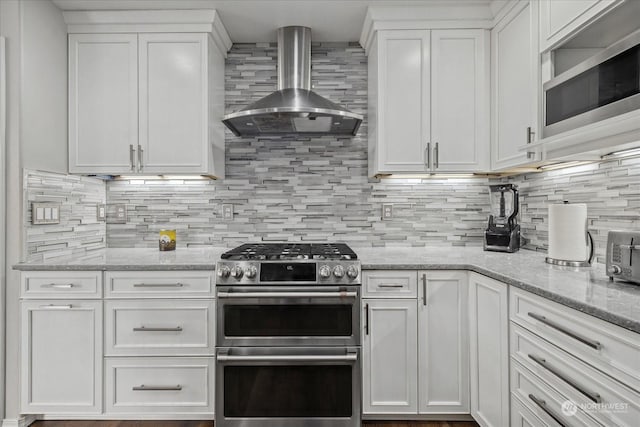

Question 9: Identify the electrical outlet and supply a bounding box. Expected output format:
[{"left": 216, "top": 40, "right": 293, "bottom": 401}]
[
  {"left": 96, "top": 204, "right": 106, "bottom": 221},
  {"left": 382, "top": 204, "right": 393, "bottom": 220},
  {"left": 106, "top": 204, "right": 127, "bottom": 224},
  {"left": 222, "top": 204, "right": 234, "bottom": 220}
]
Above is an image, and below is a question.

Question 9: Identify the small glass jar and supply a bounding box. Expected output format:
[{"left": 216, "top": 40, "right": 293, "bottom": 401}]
[{"left": 159, "top": 229, "right": 176, "bottom": 251}]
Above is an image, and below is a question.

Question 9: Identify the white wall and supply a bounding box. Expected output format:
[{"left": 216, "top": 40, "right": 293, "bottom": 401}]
[{"left": 0, "top": 0, "right": 68, "bottom": 423}]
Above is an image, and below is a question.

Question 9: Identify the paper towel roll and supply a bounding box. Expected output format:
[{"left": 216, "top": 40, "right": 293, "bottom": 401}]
[{"left": 548, "top": 203, "right": 590, "bottom": 262}]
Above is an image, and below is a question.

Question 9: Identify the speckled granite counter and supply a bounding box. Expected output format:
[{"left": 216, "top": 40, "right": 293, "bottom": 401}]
[
  {"left": 355, "top": 246, "right": 640, "bottom": 334},
  {"left": 14, "top": 246, "right": 640, "bottom": 333},
  {"left": 13, "top": 247, "right": 226, "bottom": 271}
]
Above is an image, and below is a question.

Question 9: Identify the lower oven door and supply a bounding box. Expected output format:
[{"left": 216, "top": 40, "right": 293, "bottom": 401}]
[
  {"left": 216, "top": 346, "right": 361, "bottom": 427},
  {"left": 216, "top": 286, "right": 360, "bottom": 347}
]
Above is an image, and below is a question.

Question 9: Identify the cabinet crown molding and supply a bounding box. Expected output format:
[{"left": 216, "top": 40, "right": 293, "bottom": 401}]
[
  {"left": 63, "top": 9, "right": 232, "bottom": 55},
  {"left": 359, "top": 4, "right": 494, "bottom": 53}
]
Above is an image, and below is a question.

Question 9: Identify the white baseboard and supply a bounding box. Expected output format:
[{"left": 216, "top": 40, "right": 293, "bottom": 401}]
[{"left": 2, "top": 415, "right": 37, "bottom": 427}]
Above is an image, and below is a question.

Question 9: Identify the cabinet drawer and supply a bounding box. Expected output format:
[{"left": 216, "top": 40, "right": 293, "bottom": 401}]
[
  {"left": 105, "top": 271, "right": 214, "bottom": 298},
  {"left": 105, "top": 300, "right": 214, "bottom": 356},
  {"left": 512, "top": 322, "right": 640, "bottom": 427},
  {"left": 21, "top": 271, "right": 102, "bottom": 299},
  {"left": 363, "top": 270, "right": 417, "bottom": 298},
  {"left": 511, "top": 393, "right": 546, "bottom": 427},
  {"left": 511, "top": 359, "right": 602, "bottom": 427},
  {"left": 510, "top": 288, "right": 640, "bottom": 392},
  {"left": 105, "top": 357, "right": 214, "bottom": 414}
]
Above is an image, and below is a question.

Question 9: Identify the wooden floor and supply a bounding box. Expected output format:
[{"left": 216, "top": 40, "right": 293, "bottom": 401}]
[{"left": 31, "top": 421, "right": 479, "bottom": 427}]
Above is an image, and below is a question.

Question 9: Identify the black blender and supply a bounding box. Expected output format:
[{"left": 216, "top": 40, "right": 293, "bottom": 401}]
[{"left": 484, "top": 184, "right": 520, "bottom": 253}]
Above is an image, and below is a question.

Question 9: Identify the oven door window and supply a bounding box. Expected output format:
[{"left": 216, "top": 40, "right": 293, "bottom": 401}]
[
  {"left": 224, "top": 364, "right": 352, "bottom": 417},
  {"left": 224, "top": 303, "right": 352, "bottom": 337}
]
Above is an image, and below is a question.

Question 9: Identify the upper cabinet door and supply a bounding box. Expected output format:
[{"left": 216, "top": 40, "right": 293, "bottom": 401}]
[
  {"left": 491, "top": 1, "right": 540, "bottom": 170},
  {"left": 371, "top": 30, "right": 431, "bottom": 174},
  {"left": 138, "top": 33, "right": 209, "bottom": 174},
  {"left": 539, "top": 0, "right": 617, "bottom": 52},
  {"left": 431, "top": 29, "right": 490, "bottom": 172},
  {"left": 69, "top": 33, "right": 138, "bottom": 174}
]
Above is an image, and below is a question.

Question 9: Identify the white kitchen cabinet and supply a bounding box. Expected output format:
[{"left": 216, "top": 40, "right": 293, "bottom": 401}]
[
  {"left": 491, "top": 0, "right": 540, "bottom": 170},
  {"left": 539, "top": 0, "right": 618, "bottom": 52},
  {"left": 368, "top": 29, "right": 489, "bottom": 176},
  {"left": 362, "top": 299, "right": 418, "bottom": 414},
  {"left": 417, "top": 270, "right": 469, "bottom": 414},
  {"left": 68, "top": 33, "right": 138, "bottom": 174},
  {"left": 21, "top": 300, "right": 102, "bottom": 414},
  {"left": 469, "top": 273, "right": 509, "bottom": 427},
  {"left": 68, "top": 32, "right": 225, "bottom": 177}
]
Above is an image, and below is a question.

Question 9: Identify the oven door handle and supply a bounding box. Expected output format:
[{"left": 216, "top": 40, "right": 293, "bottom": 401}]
[
  {"left": 217, "top": 291, "right": 358, "bottom": 299},
  {"left": 216, "top": 353, "right": 358, "bottom": 362}
]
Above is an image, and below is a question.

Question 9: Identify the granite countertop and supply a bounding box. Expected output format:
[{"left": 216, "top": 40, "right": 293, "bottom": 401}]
[{"left": 14, "top": 246, "right": 640, "bottom": 334}]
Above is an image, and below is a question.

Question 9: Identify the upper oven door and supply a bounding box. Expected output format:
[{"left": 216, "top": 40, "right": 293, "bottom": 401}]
[{"left": 216, "top": 286, "right": 360, "bottom": 347}]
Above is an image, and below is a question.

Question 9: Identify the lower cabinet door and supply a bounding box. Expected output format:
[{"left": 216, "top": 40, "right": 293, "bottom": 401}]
[
  {"left": 21, "top": 300, "right": 102, "bottom": 414},
  {"left": 418, "top": 271, "right": 470, "bottom": 413},
  {"left": 363, "top": 299, "right": 418, "bottom": 414},
  {"left": 469, "top": 273, "right": 509, "bottom": 427},
  {"left": 105, "top": 357, "right": 214, "bottom": 415}
]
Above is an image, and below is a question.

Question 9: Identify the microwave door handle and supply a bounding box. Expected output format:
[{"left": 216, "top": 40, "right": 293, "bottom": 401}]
[
  {"left": 217, "top": 291, "right": 358, "bottom": 298},
  {"left": 216, "top": 353, "right": 358, "bottom": 362}
]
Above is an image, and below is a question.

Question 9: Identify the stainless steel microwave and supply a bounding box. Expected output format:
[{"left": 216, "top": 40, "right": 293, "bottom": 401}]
[{"left": 543, "top": 29, "right": 640, "bottom": 137}]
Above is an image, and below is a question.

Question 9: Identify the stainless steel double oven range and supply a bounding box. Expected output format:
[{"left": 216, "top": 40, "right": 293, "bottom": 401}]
[{"left": 215, "top": 243, "right": 362, "bottom": 427}]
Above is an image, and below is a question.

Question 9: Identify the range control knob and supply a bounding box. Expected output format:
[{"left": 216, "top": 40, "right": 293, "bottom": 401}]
[
  {"left": 607, "top": 265, "right": 622, "bottom": 275},
  {"left": 230, "top": 265, "right": 244, "bottom": 279},
  {"left": 346, "top": 265, "right": 359, "bottom": 279},
  {"left": 319, "top": 265, "right": 332, "bottom": 279},
  {"left": 217, "top": 265, "right": 231, "bottom": 279},
  {"left": 245, "top": 265, "right": 258, "bottom": 279},
  {"left": 333, "top": 265, "right": 345, "bottom": 278}
]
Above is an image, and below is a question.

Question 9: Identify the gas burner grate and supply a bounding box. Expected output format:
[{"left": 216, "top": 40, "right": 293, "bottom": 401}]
[{"left": 221, "top": 243, "right": 358, "bottom": 260}]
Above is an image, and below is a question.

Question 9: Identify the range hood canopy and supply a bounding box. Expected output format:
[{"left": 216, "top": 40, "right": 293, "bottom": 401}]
[{"left": 222, "top": 26, "right": 363, "bottom": 137}]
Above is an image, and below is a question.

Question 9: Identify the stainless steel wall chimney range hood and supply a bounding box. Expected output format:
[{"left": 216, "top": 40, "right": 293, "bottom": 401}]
[{"left": 222, "top": 26, "right": 363, "bottom": 137}]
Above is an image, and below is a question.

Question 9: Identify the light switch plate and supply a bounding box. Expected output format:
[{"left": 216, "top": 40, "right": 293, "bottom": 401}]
[
  {"left": 32, "top": 203, "right": 61, "bottom": 225},
  {"left": 222, "top": 204, "right": 234, "bottom": 220},
  {"left": 382, "top": 204, "right": 393, "bottom": 220},
  {"left": 96, "top": 204, "right": 106, "bottom": 221}
]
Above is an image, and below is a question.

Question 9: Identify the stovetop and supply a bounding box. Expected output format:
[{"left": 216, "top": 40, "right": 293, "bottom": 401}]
[{"left": 220, "top": 243, "right": 358, "bottom": 261}]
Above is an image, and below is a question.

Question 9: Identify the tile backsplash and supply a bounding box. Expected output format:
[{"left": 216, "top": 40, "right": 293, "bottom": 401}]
[{"left": 24, "top": 169, "right": 106, "bottom": 261}]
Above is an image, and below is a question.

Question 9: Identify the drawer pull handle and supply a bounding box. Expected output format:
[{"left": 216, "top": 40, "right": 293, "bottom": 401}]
[
  {"left": 377, "top": 284, "right": 404, "bottom": 288},
  {"left": 527, "top": 312, "right": 602, "bottom": 350},
  {"left": 42, "top": 283, "right": 75, "bottom": 289},
  {"left": 133, "top": 326, "right": 183, "bottom": 332},
  {"left": 40, "top": 304, "right": 73, "bottom": 309},
  {"left": 133, "top": 283, "right": 184, "bottom": 288},
  {"left": 528, "top": 394, "right": 568, "bottom": 427},
  {"left": 422, "top": 274, "right": 427, "bottom": 306},
  {"left": 365, "top": 303, "right": 370, "bottom": 336},
  {"left": 132, "top": 385, "right": 182, "bottom": 391},
  {"left": 528, "top": 354, "right": 602, "bottom": 403}
]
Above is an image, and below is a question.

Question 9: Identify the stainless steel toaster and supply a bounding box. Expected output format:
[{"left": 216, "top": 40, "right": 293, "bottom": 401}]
[{"left": 606, "top": 231, "right": 640, "bottom": 284}]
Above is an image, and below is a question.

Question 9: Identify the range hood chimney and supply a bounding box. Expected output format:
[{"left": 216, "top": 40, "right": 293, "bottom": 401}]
[{"left": 222, "top": 26, "right": 363, "bottom": 137}]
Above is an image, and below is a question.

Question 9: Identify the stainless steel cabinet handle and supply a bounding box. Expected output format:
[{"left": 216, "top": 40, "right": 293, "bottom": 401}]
[
  {"left": 528, "top": 312, "right": 602, "bottom": 350},
  {"left": 129, "top": 144, "right": 135, "bottom": 171},
  {"left": 377, "top": 284, "right": 404, "bottom": 288},
  {"left": 434, "top": 142, "right": 439, "bottom": 169},
  {"left": 41, "top": 283, "right": 75, "bottom": 289},
  {"left": 217, "top": 291, "right": 358, "bottom": 299},
  {"left": 528, "top": 354, "right": 602, "bottom": 403},
  {"left": 133, "top": 283, "right": 184, "bottom": 288},
  {"left": 217, "top": 354, "right": 358, "bottom": 362},
  {"left": 40, "top": 304, "right": 73, "bottom": 309},
  {"left": 426, "top": 143, "right": 431, "bottom": 169},
  {"left": 137, "top": 144, "right": 143, "bottom": 171},
  {"left": 528, "top": 394, "right": 567, "bottom": 427},
  {"left": 618, "top": 244, "right": 640, "bottom": 250},
  {"left": 365, "top": 303, "right": 370, "bottom": 335},
  {"left": 526, "top": 127, "right": 535, "bottom": 159},
  {"left": 133, "top": 326, "right": 183, "bottom": 332},
  {"left": 422, "top": 274, "right": 427, "bottom": 306},
  {"left": 133, "top": 385, "right": 182, "bottom": 391}
]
